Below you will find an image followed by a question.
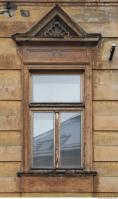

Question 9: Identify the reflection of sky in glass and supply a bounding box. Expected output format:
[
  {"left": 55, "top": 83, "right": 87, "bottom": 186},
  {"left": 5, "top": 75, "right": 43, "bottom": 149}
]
[
  {"left": 32, "top": 75, "right": 81, "bottom": 102},
  {"left": 33, "top": 112, "right": 54, "bottom": 137},
  {"left": 33, "top": 112, "right": 81, "bottom": 137}
]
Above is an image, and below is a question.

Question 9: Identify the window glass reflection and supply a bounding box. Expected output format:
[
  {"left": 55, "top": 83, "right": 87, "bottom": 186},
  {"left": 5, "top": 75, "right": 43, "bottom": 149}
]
[
  {"left": 32, "top": 75, "right": 81, "bottom": 103},
  {"left": 32, "top": 112, "right": 54, "bottom": 168},
  {"left": 60, "top": 112, "right": 81, "bottom": 168}
]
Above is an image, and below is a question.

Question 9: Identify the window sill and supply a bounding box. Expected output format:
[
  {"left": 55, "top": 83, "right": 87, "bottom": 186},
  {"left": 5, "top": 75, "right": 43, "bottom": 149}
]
[
  {"left": 18, "top": 170, "right": 97, "bottom": 193},
  {"left": 18, "top": 170, "right": 97, "bottom": 177}
]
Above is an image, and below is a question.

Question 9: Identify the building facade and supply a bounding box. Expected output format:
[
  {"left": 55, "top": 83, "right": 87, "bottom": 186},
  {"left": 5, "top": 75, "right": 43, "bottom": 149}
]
[{"left": 0, "top": 0, "right": 118, "bottom": 197}]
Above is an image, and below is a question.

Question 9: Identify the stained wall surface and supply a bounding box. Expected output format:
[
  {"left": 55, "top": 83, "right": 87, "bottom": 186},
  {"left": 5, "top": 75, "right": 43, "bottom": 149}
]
[{"left": 0, "top": 1, "right": 118, "bottom": 197}]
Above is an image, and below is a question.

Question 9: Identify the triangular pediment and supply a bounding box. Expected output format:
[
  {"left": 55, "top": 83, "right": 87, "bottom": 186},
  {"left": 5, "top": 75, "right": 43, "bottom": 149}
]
[
  {"left": 13, "top": 5, "right": 101, "bottom": 45},
  {"left": 33, "top": 15, "right": 79, "bottom": 38}
]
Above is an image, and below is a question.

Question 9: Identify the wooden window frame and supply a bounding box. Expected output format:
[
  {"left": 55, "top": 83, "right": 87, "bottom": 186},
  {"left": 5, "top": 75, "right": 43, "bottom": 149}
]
[
  {"left": 29, "top": 69, "right": 85, "bottom": 171},
  {"left": 29, "top": 70, "right": 84, "bottom": 170},
  {"left": 30, "top": 109, "right": 84, "bottom": 170},
  {"left": 23, "top": 63, "right": 93, "bottom": 173}
]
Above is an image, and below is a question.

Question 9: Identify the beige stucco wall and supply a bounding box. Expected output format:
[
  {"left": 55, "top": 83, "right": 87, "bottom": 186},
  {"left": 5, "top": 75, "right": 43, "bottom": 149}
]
[{"left": 0, "top": 1, "right": 118, "bottom": 197}]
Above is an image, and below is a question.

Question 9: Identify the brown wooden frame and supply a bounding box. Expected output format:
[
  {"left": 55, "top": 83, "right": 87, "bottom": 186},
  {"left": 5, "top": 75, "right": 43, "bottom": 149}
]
[
  {"left": 30, "top": 69, "right": 85, "bottom": 169},
  {"left": 29, "top": 70, "right": 84, "bottom": 170},
  {"left": 22, "top": 61, "right": 92, "bottom": 173},
  {"left": 30, "top": 109, "right": 84, "bottom": 170}
]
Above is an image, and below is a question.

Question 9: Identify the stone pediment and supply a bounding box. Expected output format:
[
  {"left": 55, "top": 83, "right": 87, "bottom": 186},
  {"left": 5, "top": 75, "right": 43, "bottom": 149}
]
[
  {"left": 12, "top": 5, "right": 101, "bottom": 45},
  {"left": 34, "top": 15, "right": 79, "bottom": 38}
]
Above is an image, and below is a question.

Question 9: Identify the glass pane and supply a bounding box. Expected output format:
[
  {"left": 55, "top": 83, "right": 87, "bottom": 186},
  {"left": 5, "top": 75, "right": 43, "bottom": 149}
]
[
  {"left": 32, "top": 112, "right": 54, "bottom": 168},
  {"left": 60, "top": 112, "right": 81, "bottom": 168},
  {"left": 32, "top": 75, "right": 81, "bottom": 102}
]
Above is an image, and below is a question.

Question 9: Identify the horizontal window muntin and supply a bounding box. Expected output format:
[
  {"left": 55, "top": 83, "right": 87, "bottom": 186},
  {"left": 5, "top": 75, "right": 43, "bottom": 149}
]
[
  {"left": 31, "top": 110, "right": 83, "bottom": 169},
  {"left": 30, "top": 72, "right": 84, "bottom": 103}
]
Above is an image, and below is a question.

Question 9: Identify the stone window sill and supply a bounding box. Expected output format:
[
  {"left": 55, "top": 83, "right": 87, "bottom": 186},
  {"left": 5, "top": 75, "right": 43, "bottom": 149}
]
[
  {"left": 18, "top": 170, "right": 97, "bottom": 177},
  {"left": 17, "top": 170, "right": 97, "bottom": 193}
]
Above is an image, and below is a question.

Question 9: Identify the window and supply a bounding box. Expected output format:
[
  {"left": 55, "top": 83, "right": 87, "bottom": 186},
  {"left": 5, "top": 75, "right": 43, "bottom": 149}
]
[
  {"left": 30, "top": 71, "right": 84, "bottom": 170},
  {"left": 13, "top": 4, "right": 101, "bottom": 193}
]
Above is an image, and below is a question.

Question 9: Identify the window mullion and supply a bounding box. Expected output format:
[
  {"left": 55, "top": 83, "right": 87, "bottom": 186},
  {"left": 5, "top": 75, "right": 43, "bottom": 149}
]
[{"left": 55, "top": 112, "right": 60, "bottom": 169}]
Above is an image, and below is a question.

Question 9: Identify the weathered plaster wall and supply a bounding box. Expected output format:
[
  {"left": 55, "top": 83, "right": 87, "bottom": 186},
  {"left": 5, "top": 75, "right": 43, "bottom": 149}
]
[{"left": 0, "top": 1, "right": 118, "bottom": 197}]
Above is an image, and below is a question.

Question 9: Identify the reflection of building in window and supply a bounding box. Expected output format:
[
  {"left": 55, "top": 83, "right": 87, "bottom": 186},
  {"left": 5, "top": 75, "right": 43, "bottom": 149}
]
[{"left": 33, "top": 115, "right": 81, "bottom": 168}]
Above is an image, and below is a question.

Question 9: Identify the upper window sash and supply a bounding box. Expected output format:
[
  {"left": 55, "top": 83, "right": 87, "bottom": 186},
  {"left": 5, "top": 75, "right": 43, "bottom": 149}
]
[{"left": 30, "top": 73, "right": 84, "bottom": 104}]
